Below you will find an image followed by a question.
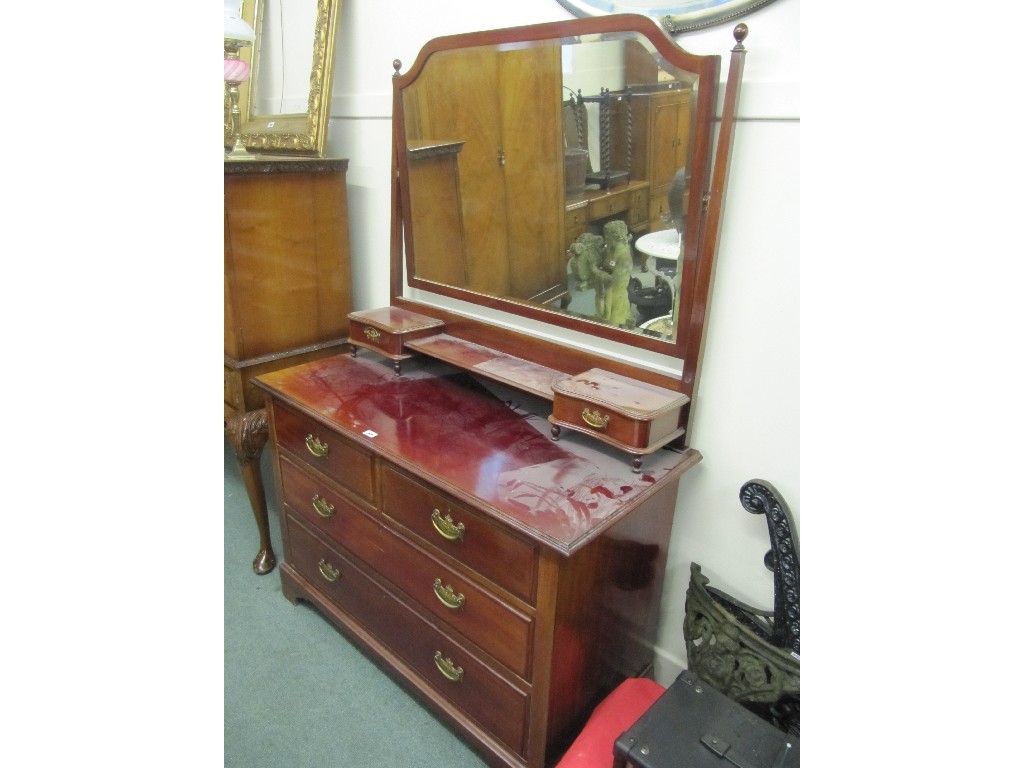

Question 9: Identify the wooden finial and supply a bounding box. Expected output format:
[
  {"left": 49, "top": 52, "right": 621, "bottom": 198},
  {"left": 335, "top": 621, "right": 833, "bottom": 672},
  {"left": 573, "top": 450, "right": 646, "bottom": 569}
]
[
  {"left": 393, "top": 59, "right": 402, "bottom": 77},
  {"left": 733, "top": 23, "right": 749, "bottom": 50}
]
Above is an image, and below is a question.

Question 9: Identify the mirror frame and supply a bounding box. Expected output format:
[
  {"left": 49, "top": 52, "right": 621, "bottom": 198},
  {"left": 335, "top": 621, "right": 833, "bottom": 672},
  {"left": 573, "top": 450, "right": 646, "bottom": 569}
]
[
  {"left": 391, "top": 14, "right": 737, "bottom": 369},
  {"left": 225, "top": 0, "right": 340, "bottom": 156}
]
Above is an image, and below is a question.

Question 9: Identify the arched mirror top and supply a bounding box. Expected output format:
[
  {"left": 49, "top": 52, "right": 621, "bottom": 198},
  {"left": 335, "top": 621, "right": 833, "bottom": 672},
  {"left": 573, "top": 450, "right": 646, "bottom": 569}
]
[{"left": 390, "top": 14, "right": 746, "bottom": 393}]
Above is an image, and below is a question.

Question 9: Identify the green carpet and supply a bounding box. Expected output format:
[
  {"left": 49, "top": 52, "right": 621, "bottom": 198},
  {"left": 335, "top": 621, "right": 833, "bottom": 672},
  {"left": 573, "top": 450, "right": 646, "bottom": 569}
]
[{"left": 224, "top": 441, "right": 489, "bottom": 767}]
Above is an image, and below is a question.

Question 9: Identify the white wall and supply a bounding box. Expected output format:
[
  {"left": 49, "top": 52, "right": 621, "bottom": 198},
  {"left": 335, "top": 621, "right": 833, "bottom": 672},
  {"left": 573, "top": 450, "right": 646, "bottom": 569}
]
[{"left": 323, "top": 0, "right": 800, "bottom": 684}]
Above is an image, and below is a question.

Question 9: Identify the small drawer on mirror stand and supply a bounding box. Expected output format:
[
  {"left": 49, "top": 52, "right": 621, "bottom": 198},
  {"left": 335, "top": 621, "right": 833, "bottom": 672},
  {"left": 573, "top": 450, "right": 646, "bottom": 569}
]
[
  {"left": 347, "top": 306, "right": 444, "bottom": 375},
  {"left": 549, "top": 368, "right": 690, "bottom": 472}
]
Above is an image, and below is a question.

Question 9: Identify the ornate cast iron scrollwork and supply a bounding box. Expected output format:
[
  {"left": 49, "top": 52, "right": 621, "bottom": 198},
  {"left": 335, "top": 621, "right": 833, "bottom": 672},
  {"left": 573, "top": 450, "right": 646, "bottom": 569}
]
[
  {"left": 684, "top": 479, "right": 800, "bottom": 735},
  {"left": 740, "top": 478, "right": 799, "bottom": 654}
]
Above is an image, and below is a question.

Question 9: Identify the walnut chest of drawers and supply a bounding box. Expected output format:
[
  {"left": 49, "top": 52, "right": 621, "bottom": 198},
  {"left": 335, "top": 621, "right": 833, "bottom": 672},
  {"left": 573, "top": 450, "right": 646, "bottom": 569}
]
[
  {"left": 224, "top": 156, "right": 353, "bottom": 575},
  {"left": 255, "top": 353, "right": 701, "bottom": 768}
]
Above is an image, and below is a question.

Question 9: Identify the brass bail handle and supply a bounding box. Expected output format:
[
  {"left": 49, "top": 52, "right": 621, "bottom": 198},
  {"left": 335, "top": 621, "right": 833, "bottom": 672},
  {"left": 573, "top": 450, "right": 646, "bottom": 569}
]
[
  {"left": 582, "top": 408, "right": 610, "bottom": 430},
  {"left": 318, "top": 559, "right": 340, "bottom": 582},
  {"left": 312, "top": 495, "right": 335, "bottom": 518},
  {"left": 432, "top": 578, "right": 465, "bottom": 610},
  {"left": 306, "top": 434, "right": 329, "bottom": 457},
  {"left": 431, "top": 509, "right": 465, "bottom": 542},
  {"left": 433, "top": 651, "right": 464, "bottom": 683}
]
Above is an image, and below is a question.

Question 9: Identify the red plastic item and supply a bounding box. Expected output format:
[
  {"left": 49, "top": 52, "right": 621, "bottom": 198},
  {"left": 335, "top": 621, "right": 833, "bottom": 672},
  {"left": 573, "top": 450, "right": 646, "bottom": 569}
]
[{"left": 556, "top": 677, "right": 667, "bottom": 767}]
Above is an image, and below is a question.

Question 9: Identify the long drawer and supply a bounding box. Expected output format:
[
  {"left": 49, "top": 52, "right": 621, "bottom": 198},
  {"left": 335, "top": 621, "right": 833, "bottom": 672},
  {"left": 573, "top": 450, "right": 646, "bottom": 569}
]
[
  {"left": 281, "top": 457, "right": 534, "bottom": 679},
  {"left": 272, "top": 402, "right": 375, "bottom": 505},
  {"left": 380, "top": 464, "right": 538, "bottom": 605},
  {"left": 286, "top": 513, "right": 530, "bottom": 757}
]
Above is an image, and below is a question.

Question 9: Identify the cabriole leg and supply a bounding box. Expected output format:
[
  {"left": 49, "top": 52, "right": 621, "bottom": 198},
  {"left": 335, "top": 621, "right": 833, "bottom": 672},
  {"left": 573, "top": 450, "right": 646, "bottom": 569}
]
[{"left": 225, "top": 408, "right": 276, "bottom": 575}]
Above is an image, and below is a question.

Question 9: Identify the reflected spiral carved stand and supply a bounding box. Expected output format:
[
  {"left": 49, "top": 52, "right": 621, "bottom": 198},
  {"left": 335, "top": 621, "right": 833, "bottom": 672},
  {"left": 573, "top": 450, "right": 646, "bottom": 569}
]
[{"left": 684, "top": 479, "right": 800, "bottom": 735}]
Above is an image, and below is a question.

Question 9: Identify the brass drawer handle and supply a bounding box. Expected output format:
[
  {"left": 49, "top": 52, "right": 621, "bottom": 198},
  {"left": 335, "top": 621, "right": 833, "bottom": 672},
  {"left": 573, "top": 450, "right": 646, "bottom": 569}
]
[
  {"left": 582, "top": 408, "right": 610, "bottom": 430},
  {"left": 363, "top": 327, "right": 381, "bottom": 341},
  {"left": 432, "top": 578, "right": 465, "bottom": 610},
  {"left": 431, "top": 509, "right": 465, "bottom": 542},
  {"left": 312, "top": 495, "right": 335, "bottom": 518},
  {"left": 305, "top": 434, "right": 329, "bottom": 458},
  {"left": 433, "top": 651, "right": 464, "bottom": 683},
  {"left": 318, "top": 559, "right": 340, "bottom": 582}
]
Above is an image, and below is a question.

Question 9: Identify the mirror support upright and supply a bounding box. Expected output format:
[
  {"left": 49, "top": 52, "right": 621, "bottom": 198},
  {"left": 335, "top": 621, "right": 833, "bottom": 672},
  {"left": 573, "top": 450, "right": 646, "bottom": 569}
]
[{"left": 680, "top": 24, "right": 748, "bottom": 438}]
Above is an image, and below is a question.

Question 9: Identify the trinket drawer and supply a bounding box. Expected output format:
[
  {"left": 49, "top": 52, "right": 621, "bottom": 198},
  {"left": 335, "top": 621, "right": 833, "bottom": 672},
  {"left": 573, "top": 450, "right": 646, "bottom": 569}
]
[
  {"left": 549, "top": 369, "right": 690, "bottom": 472},
  {"left": 255, "top": 353, "right": 701, "bottom": 768}
]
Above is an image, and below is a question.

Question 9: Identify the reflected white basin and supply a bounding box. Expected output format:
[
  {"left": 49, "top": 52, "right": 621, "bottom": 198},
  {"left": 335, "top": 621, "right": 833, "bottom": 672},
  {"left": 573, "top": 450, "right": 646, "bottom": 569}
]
[{"left": 635, "top": 229, "right": 682, "bottom": 261}]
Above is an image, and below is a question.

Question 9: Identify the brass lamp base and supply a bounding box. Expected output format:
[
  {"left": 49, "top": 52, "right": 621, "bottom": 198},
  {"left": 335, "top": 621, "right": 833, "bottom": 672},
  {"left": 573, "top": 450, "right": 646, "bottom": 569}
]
[
  {"left": 224, "top": 33, "right": 253, "bottom": 161},
  {"left": 224, "top": 77, "right": 253, "bottom": 160},
  {"left": 225, "top": 141, "right": 253, "bottom": 160}
]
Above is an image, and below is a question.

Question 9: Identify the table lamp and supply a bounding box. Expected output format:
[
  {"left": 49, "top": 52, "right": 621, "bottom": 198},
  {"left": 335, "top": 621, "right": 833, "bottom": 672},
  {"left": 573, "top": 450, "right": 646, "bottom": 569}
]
[{"left": 224, "top": 2, "right": 256, "bottom": 158}]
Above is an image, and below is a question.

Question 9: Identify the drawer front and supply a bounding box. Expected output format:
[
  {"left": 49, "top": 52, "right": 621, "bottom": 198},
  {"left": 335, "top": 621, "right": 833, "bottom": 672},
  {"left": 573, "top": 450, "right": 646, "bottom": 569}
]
[
  {"left": 286, "top": 515, "right": 529, "bottom": 757},
  {"left": 349, "top": 318, "right": 404, "bottom": 357},
  {"left": 551, "top": 393, "right": 653, "bottom": 451},
  {"left": 648, "top": 194, "right": 670, "bottom": 230},
  {"left": 626, "top": 187, "right": 650, "bottom": 230},
  {"left": 272, "top": 402, "right": 375, "bottom": 505},
  {"left": 565, "top": 206, "right": 587, "bottom": 230},
  {"left": 381, "top": 465, "right": 538, "bottom": 604},
  {"left": 588, "top": 189, "right": 629, "bottom": 220},
  {"left": 283, "top": 458, "right": 533, "bottom": 678}
]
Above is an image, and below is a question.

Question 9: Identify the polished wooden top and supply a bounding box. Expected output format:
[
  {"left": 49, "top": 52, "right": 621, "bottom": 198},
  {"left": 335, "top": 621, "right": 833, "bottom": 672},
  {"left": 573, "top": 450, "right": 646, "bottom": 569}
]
[
  {"left": 348, "top": 306, "right": 445, "bottom": 334},
  {"left": 255, "top": 353, "right": 700, "bottom": 554}
]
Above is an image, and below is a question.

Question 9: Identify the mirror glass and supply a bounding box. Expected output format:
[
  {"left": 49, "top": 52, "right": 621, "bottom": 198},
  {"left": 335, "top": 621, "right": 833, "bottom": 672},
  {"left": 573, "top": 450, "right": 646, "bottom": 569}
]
[
  {"left": 250, "top": 0, "right": 318, "bottom": 115},
  {"left": 228, "top": 0, "right": 339, "bottom": 155},
  {"left": 396, "top": 19, "right": 719, "bottom": 358}
]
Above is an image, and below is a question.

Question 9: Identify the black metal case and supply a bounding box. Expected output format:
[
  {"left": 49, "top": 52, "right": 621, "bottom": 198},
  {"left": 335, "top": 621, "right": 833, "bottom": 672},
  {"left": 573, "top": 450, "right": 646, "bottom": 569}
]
[{"left": 612, "top": 671, "right": 799, "bottom": 767}]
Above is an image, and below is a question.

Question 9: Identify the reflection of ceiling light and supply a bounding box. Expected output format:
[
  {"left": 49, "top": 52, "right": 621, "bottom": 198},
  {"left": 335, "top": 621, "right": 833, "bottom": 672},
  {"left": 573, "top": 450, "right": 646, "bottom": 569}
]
[{"left": 224, "top": 2, "right": 256, "bottom": 159}]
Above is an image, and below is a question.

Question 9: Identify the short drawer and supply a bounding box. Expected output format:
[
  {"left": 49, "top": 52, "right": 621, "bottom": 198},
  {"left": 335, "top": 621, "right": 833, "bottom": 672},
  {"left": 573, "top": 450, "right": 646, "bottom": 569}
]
[
  {"left": 286, "top": 514, "right": 529, "bottom": 757},
  {"left": 380, "top": 464, "right": 538, "bottom": 605},
  {"left": 648, "top": 194, "right": 670, "bottom": 229},
  {"left": 284, "top": 458, "right": 533, "bottom": 678},
  {"left": 550, "top": 368, "right": 688, "bottom": 453},
  {"left": 347, "top": 306, "right": 444, "bottom": 359},
  {"left": 588, "top": 189, "right": 629, "bottom": 220},
  {"left": 349, "top": 316, "right": 406, "bottom": 358},
  {"left": 626, "top": 187, "right": 650, "bottom": 230},
  {"left": 272, "top": 402, "right": 375, "bottom": 505},
  {"left": 565, "top": 205, "right": 588, "bottom": 229}
]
